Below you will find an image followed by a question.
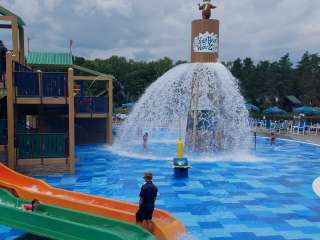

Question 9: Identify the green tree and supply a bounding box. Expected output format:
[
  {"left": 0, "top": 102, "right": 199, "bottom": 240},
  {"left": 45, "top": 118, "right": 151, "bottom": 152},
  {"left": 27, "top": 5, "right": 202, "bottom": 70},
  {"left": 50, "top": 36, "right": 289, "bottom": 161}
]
[{"left": 296, "top": 52, "right": 320, "bottom": 105}]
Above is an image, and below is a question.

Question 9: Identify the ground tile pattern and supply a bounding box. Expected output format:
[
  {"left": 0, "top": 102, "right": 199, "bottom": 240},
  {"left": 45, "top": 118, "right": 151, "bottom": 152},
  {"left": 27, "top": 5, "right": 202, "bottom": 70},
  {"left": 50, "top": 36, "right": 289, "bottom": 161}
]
[{"left": 1, "top": 138, "right": 320, "bottom": 240}]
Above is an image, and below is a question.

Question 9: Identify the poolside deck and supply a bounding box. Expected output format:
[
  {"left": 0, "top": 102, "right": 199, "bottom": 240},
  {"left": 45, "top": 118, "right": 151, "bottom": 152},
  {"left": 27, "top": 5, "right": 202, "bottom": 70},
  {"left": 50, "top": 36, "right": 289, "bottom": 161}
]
[{"left": 255, "top": 127, "right": 320, "bottom": 145}]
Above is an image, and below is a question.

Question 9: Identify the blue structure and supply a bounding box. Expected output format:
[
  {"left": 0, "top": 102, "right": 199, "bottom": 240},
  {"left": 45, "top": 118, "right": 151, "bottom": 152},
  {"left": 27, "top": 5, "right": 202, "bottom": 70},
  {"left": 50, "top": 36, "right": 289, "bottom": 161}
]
[
  {"left": 293, "top": 106, "right": 320, "bottom": 115},
  {"left": 263, "top": 106, "right": 287, "bottom": 115},
  {"left": 245, "top": 103, "right": 260, "bottom": 112},
  {"left": 172, "top": 158, "right": 191, "bottom": 178}
]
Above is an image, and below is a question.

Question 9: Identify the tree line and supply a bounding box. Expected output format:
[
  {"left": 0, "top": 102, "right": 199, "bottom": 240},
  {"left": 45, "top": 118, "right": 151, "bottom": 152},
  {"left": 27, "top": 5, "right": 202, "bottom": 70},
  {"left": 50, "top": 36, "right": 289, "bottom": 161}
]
[
  {"left": 74, "top": 52, "right": 320, "bottom": 107},
  {"left": 74, "top": 56, "right": 186, "bottom": 105},
  {"left": 227, "top": 52, "right": 320, "bottom": 108}
]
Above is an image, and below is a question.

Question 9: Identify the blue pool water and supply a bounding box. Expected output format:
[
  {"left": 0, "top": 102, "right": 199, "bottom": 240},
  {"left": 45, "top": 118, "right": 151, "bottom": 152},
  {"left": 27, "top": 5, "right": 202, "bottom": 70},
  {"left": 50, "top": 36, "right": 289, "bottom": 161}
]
[{"left": 1, "top": 137, "right": 320, "bottom": 240}]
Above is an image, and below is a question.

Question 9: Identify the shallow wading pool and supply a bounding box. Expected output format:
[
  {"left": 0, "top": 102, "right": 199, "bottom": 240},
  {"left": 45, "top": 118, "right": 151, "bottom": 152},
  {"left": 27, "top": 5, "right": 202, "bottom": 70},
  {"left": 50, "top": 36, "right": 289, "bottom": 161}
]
[{"left": 1, "top": 137, "right": 320, "bottom": 240}]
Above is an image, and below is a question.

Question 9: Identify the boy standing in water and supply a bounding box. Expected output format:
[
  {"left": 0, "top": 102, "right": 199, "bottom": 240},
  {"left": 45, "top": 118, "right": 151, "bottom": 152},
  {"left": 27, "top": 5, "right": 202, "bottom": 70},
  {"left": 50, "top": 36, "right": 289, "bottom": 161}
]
[{"left": 136, "top": 171, "right": 158, "bottom": 233}]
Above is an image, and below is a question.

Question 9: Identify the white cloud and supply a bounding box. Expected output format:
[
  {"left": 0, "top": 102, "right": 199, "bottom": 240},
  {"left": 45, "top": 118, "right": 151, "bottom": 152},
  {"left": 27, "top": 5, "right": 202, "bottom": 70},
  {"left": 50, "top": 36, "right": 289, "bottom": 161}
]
[
  {"left": 72, "top": 0, "right": 133, "bottom": 17},
  {"left": 2, "top": 0, "right": 41, "bottom": 23},
  {"left": 0, "top": 0, "right": 319, "bottom": 62},
  {"left": 77, "top": 46, "right": 142, "bottom": 60}
]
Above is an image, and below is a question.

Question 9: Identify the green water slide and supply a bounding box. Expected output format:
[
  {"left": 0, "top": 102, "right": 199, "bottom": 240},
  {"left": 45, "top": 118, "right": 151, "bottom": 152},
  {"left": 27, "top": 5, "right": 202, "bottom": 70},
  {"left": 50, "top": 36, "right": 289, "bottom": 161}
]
[{"left": 0, "top": 189, "right": 155, "bottom": 240}]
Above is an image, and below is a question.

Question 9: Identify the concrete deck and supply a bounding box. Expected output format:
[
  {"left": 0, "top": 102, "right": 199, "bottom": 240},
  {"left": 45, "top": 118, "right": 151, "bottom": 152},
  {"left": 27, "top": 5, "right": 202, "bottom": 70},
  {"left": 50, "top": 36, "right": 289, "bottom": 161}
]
[{"left": 254, "top": 127, "right": 320, "bottom": 145}]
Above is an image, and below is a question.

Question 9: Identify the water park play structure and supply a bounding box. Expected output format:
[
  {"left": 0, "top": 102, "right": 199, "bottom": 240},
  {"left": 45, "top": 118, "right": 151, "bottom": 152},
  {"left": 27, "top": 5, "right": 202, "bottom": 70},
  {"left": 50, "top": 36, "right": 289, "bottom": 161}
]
[
  {"left": 0, "top": 163, "right": 186, "bottom": 239},
  {"left": 0, "top": 6, "right": 113, "bottom": 173},
  {"left": 0, "top": 188, "right": 154, "bottom": 240}
]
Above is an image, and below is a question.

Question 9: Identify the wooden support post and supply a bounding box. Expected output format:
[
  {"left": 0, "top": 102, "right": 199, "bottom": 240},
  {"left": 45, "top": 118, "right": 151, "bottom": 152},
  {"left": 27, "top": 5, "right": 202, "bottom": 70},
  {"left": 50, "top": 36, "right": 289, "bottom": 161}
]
[
  {"left": 107, "top": 79, "right": 113, "bottom": 144},
  {"left": 37, "top": 70, "right": 42, "bottom": 99},
  {"left": 11, "top": 19, "right": 19, "bottom": 61},
  {"left": 6, "top": 52, "right": 15, "bottom": 169},
  {"left": 68, "top": 68, "right": 75, "bottom": 173},
  {"left": 19, "top": 27, "right": 25, "bottom": 63}
]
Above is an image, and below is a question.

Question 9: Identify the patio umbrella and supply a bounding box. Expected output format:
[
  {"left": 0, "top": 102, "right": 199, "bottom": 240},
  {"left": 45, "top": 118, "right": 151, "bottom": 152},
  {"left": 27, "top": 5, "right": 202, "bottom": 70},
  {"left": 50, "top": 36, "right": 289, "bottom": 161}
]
[
  {"left": 122, "top": 102, "right": 135, "bottom": 109},
  {"left": 245, "top": 103, "right": 260, "bottom": 112},
  {"left": 293, "top": 106, "right": 320, "bottom": 115},
  {"left": 263, "top": 107, "right": 287, "bottom": 115}
]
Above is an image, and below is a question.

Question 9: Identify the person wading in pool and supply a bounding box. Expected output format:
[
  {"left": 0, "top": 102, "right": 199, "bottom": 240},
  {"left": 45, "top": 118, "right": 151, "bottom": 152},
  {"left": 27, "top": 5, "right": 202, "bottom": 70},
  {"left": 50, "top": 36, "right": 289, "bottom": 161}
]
[
  {"left": 136, "top": 171, "right": 158, "bottom": 233},
  {"left": 143, "top": 132, "right": 149, "bottom": 150},
  {"left": 271, "top": 132, "right": 276, "bottom": 146}
]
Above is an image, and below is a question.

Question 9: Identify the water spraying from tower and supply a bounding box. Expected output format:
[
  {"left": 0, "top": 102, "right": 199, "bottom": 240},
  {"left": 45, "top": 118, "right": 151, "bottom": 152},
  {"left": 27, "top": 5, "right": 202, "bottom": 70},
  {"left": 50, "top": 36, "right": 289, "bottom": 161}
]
[{"left": 112, "top": 1, "right": 252, "bottom": 159}]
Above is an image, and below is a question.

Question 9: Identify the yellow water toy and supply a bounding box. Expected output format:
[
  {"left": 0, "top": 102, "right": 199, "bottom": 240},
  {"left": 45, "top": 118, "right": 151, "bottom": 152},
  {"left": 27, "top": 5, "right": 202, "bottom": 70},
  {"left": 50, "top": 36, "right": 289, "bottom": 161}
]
[{"left": 172, "top": 118, "right": 191, "bottom": 178}]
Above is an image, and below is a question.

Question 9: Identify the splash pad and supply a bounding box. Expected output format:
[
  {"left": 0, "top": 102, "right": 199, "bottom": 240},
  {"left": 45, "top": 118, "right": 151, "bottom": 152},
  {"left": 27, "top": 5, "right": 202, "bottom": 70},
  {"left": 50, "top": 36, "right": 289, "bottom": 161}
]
[{"left": 113, "top": 1, "right": 251, "bottom": 159}]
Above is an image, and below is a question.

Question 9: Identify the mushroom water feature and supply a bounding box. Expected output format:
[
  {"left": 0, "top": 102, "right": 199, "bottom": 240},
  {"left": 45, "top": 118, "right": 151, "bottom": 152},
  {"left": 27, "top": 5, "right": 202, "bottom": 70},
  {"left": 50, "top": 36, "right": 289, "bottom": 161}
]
[{"left": 113, "top": 1, "right": 252, "bottom": 159}]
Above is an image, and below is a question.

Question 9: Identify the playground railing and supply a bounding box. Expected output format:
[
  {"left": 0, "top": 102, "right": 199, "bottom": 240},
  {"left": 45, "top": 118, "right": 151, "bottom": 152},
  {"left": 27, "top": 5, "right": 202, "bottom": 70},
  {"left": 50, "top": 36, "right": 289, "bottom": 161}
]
[
  {"left": 42, "top": 72, "right": 68, "bottom": 97},
  {"left": 14, "top": 71, "right": 39, "bottom": 96},
  {"left": 16, "top": 133, "right": 68, "bottom": 159},
  {"left": 75, "top": 96, "right": 107, "bottom": 113},
  {"left": 14, "top": 70, "right": 68, "bottom": 98}
]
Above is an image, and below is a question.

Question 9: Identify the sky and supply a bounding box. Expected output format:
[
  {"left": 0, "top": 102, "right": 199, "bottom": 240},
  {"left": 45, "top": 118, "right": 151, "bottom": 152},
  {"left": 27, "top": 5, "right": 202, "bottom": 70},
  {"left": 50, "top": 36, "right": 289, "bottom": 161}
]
[{"left": 1, "top": 0, "right": 320, "bottom": 63}]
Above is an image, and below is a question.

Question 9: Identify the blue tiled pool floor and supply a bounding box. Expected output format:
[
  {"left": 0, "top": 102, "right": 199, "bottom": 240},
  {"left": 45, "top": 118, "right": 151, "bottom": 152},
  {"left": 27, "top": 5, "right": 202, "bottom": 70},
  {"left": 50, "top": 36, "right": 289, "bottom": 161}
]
[{"left": 1, "top": 138, "right": 320, "bottom": 240}]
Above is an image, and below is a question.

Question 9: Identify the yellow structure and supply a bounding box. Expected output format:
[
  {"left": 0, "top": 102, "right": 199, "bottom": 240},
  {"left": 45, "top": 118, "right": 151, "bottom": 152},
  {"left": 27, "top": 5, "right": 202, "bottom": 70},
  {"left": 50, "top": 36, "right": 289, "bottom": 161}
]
[
  {"left": 177, "top": 140, "right": 184, "bottom": 159},
  {"left": 177, "top": 118, "right": 184, "bottom": 159}
]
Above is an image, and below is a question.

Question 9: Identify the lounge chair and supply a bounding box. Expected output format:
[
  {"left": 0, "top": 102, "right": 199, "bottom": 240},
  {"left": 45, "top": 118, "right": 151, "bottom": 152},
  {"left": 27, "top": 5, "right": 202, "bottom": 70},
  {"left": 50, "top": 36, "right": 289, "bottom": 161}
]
[
  {"left": 292, "top": 121, "right": 306, "bottom": 135},
  {"left": 308, "top": 123, "right": 320, "bottom": 135},
  {"left": 277, "top": 121, "right": 291, "bottom": 134}
]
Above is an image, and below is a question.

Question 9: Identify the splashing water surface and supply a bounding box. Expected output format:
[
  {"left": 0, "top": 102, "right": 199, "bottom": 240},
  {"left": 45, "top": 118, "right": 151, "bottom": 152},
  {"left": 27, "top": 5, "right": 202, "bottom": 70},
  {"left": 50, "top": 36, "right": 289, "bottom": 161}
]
[{"left": 113, "top": 63, "right": 252, "bottom": 160}]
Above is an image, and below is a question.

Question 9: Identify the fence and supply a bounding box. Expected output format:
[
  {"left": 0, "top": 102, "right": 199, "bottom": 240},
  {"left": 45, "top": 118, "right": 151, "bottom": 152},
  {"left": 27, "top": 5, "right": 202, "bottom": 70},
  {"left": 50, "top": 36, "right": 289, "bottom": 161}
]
[
  {"left": 14, "top": 70, "right": 67, "bottom": 98},
  {"left": 42, "top": 72, "right": 67, "bottom": 97},
  {"left": 14, "top": 72, "right": 39, "bottom": 96},
  {"left": 75, "top": 96, "right": 107, "bottom": 113},
  {"left": 16, "top": 133, "right": 67, "bottom": 159}
]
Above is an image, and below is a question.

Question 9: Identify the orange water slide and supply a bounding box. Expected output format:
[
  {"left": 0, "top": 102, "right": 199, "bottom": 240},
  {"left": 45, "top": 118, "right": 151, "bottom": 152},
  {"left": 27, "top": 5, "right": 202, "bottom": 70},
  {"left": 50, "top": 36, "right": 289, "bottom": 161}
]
[{"left": 0, "top": 164, "right": 186, "bottom": 240}]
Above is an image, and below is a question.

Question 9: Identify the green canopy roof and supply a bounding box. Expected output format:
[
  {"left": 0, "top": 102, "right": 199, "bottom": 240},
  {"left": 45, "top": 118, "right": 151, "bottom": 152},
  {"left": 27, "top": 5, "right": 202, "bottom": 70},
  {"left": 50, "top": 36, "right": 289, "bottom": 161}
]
[
  {"left": 293, "top": 106, "right": 320, "bottom": 115},
  {"left": 245, "top": 103, "right": 260, "bottom": 112},
  {"left": 0, "top": 5, "right": 26, "bottom": 27},
  {"left": 263, "top": 107, "right": 287, "bottom": 115},
  {"left": 27, "top": 52, "right": 73, "bottom": 66},
  {"left": 286, "top": 95, "right": 301, "bottom": 105}
]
